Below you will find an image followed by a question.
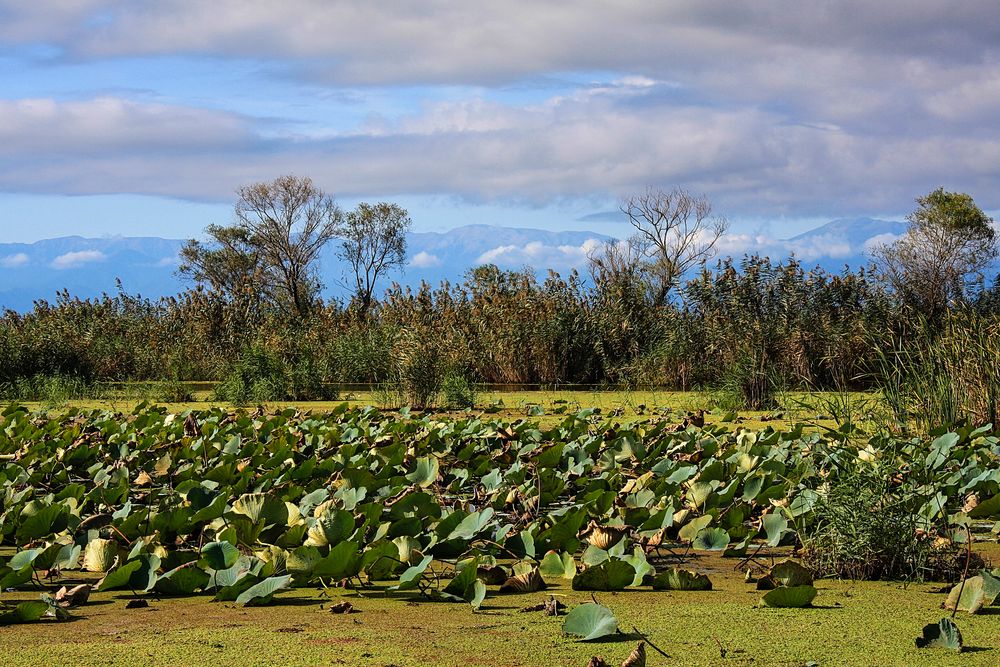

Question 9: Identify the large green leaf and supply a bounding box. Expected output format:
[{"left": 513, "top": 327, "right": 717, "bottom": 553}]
[
  {"left": 561, "top": 603, "right": 620, "bottom": 641},
  {"left": 392, "top": 555, "right": 433, "bottom": 591},
  {"left": 652, "top": 568, "right": 713, "bottom": 591},
  {"left": 915, "top": 617, "right": 963, "bottom": 651},
  {"left": 361, "top": 541, "right": 401, "bottom": 581},
  {"left": 405, "top": 457, "right": 439, "bottom": 487},
  {"left": 443, "top": 557, "right": 486, "bottom": 608},
  {"left": 232, "top": 493, "right": 289, "bottom": 527},
  {"left": 538, "top": 550, "right": 576, "bottom": 579},
  {"left": 98, "top": 554, "right": 160, "bottom": 592},
  {"left": 0, "top": 600, "right": 50, "bottom": 625},
  {"left": 762, "top": 513, "right": 789, "bottom": 546},
  {"left": 16, "top": 503, "right": 68, "bottom": 543},
  {"left": 692, "top": 527, "right": 730, "bottom": 551},
  {"left": 154, "top": 564, "right": 210, "bottom": 596},
  {"left": 769, "top": 560, "right": 814, "bottom": 587},
  {"left": 306, "top": 510, "right": 356, "bottom": 547},
  {"left": 944, "top": 573, "right": 1000, "bottom": 614},
  {"left": 571, "top": 558, "right": 636, "bottom": 591},
  {"left": 447, "top": 509, "right": 495, "bottom": 541},
  {"left": 312, "top": 541, "right": 361, "bottom": 580},
  {"left": 200, "top": 541, "right": 240, "bottom": 570},
  {"left": 760, "top": 585, "right": 817, "bottom": 608},
  {"left": 677, "top": 514, "right": 712, "bottom": 542},
  {"left": 235, "top": 574, "right": 292, "bottom": 606}
]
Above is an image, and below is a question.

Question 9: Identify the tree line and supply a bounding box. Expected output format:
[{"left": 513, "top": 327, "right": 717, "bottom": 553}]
[{"left": 1, "top": 176, "right": 998, "bottom": 420}]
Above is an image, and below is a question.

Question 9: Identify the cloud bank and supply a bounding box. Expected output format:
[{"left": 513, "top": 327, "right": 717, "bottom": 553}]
[
  {"left": 0, "top": 1, "right": 998, "bottom": 219},
  {"left": 51, "top": 250, "right": 107, "bottom": 269}
]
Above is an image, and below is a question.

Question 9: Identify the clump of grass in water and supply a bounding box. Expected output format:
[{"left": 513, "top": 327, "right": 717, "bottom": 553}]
[{"left": 800, "top": 452, "right": 970, "bottom": 582}]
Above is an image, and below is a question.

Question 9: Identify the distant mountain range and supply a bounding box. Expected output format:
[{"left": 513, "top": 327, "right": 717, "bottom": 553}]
[{"left": 0, "top": 217, "right": 908, "bottom": 311}]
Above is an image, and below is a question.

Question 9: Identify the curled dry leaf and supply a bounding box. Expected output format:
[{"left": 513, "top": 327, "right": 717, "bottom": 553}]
[
  {"left": 621, "top": 642, "right": 647, "bottom": 667},
  {"left": 962, "top": 493, "right": 978, "bottom": 514},
  {"left": 500, "top": 566, "right": 546, "bottom": 593},
  {"left": 54, "top": 583, "right": 92, "bottom": 608},
  {"left": 134, "top": 471, "right": 153, "bottom": 487},
  {"left": 586, "top": 657, "right": 610, "bottom": 667},
  {"left": 329, "top": 601, "right": 356, "bottom": 614},
  {"left": 585, "top": 521, "right": 630, "bottom": 550}
]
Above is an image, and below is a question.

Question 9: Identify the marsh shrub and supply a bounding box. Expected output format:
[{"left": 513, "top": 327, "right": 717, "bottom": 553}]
[
  {"left": 214, "top": 345, "right": 287, "bottom": 404},
  {"left": 441, "top": 371, "right": 476, "bottom": 409},
  {"left": 800, "top": 452, "right": 967, "bottom": 581}
]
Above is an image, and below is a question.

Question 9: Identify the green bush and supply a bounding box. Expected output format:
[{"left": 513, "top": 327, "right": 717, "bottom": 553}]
[
  {"left": 0, "top": 374, "right": 91, "bottom": 405},
  {"left": 214, "top": 346, "right": 287, "bottom": 405},
  {"left": 441, "top": 372, "right": 476, "bottom": 409},
  {"left": 800, "top": 452, "right": 966, "bottom": 582}
]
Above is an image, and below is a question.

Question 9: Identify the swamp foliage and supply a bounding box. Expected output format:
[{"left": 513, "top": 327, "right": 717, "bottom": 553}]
[{"left": 1, "top": 404, "right": 999, "bottom": 633}]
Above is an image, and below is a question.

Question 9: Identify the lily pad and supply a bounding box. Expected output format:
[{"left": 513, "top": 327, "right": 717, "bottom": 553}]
[
  {"left": 561, "top": 603, "right": 620, "bottom": 641},
  {"left": 235, "top": 574, "right": 292, "bottom": 606},
  {"left": 915, "top": 617, "right": 963, "bottom": 651},
  {"left": 652, "top": 568, "right": 713, "bottom": 591},
  {"left": 571, "top": 558, "right": 636, "bottom": 592},
  {"left": 539, "top": 550, "right": 576, "bottom": 579},
  {"left": 760, "top": 584, "right": 817, "bottom": 608}
]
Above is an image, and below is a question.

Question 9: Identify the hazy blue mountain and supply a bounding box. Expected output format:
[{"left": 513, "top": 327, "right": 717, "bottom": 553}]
[
  {"left": 0, "top": 226, "right": 610, "bottom": 311},
  {"left": 0, "top": 218, "right": 911, "bottom": 311}
]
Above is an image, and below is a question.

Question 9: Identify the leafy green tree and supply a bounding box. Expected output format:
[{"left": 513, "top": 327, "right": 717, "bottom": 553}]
[
  {"left": 179, "top": 175, "right": 342, "bottom": 319},
  {"left": 339, "top": 202, "right": 411, "bottom": 318},
  {"left": 873, "top": 188, "right": 997, "bottom": 318}
]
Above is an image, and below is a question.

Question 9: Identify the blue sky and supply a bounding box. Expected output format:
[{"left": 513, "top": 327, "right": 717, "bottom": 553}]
[{"left": 1, "top": 1, "right": 998, "bottom": 244}]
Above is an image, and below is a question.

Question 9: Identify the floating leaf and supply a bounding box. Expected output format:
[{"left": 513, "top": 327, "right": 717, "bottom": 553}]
[
  {"left": 944, "top": 573, "right": 1000, "bottom": 614},
  {"left": 312, "top": 541, "right": 361, "bottom": 580},
  {"left": 154, "top": 564, "right": 210, "bottom": 596},
  {"left": 539, "top": 550, "right": 576, "bottom": 580},
  {"left": 405, "top": 457, "right": 440, "bottom": 487},
  {"left": 692, "top": 527, "right": 730, "bottom": 551},
  {"left": 762, "top": 513, "right": 789, "bottom": 546},
  {"left": 572, "top": 559, "right": 636, "bottom": 592},
  {"left": 677, "top": 514, "right": 712, "bottom": 542},
  {"left": 915, "top": 617, "right": 963, "bottom": 651},
  {"left": 652, "top": 568, "right": 712, "bottom": 591},
  {"left": 200, "top": 541, "right": 239, "bottom": 570},
  {"left": 392, "top": 555, "right": 433, "bottom": 591},
  {"left": 0, "top": 600, "right": 50, "bottom": 625},
  {"left": 760, "top": 585, "right": 817, "bottom": 608},
  {"left": 769, "top": 560, "right": 813, "bottom": 587},
  {"left": 235, "top": 574, "right": 292, "bottom": 606},
  {"left": 562, "top": 603, "right": 620, "bottom": 641}
]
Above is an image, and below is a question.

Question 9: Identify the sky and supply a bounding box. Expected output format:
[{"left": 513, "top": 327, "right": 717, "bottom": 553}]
[{"left": 1, "top": 1, "right": 999, "bottom": 244}]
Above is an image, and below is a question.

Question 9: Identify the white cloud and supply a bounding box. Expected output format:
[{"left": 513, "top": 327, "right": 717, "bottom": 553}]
[
  {"left": 0, "top": 253, "right": 29, "bottom": 268},
  {"left": 475, "top": 238, "right": 603, "bottom": 269},
  {"left": 0, "top": 90, "right": 997, "bottom": 218},
  {"left": 409, "top": 251, "right": 441, "bottom": 269},
  {"left": 863, "top": 232, "right": 901, "bottom": 252},
  {"left": 0, "top": 2, "right": 998, "bottom": 217},
  {"left": 155, "top": 255, "right": 181, "bottom": 267},
  {"left": 50, "top": 250, "right": 107, "bottom": 269}
]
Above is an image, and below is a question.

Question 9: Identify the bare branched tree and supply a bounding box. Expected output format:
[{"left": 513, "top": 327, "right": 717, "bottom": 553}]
[
  {"left": 590, "top": 187, "right": 728, "bottom": 305},
  {"left": 872, "top": 188, "right": 997, "bottom": 319},
  {"left": 339, "top": 202, "right": 411, "bottom": 318},
  {"left": 180, "top": 175, "right": 342, "bottom": 319}
]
